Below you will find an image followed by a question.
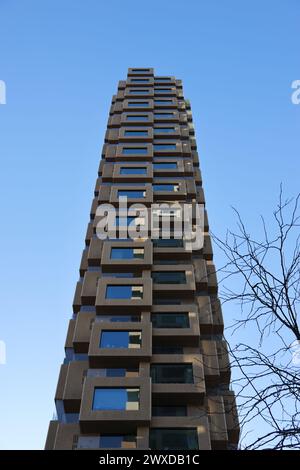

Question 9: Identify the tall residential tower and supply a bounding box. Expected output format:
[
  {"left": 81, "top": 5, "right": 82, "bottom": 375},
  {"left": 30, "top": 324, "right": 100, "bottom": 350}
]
[{"left": 45, "top": 68, "right": 239, "bottom": 450}]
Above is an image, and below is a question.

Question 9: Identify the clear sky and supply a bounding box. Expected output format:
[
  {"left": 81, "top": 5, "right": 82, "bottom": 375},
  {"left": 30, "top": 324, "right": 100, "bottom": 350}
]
[{"left": 0, "top": 0, "right": 299, "bottom": 449}]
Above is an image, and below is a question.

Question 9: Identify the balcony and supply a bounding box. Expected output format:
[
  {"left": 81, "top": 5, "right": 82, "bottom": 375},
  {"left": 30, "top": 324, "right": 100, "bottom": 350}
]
[
  {"left": 88, "top": 321, "right": 151, "bottom": 367},
  {"left": 79, "top": 376, "right": 151, "bottom": 433}
]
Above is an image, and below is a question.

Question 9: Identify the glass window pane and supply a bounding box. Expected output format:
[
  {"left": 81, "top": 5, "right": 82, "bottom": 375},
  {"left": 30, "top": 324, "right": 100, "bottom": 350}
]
[
  {"left": 129, "top": 89, "right": 150, "bottom": 94},
  {"left": 152, "top": 406, "right": 187, "bottom": 417},
  {"left": 154, "top": 113, "right": 174, "bottom": 118},
  {"left": 154, "top": 144, "right": 177, "bottom": 150},
  {"left": 128, "top": 102, "right": 149, "bottom": 107},
  {"left": 126, "top": 115, "right": 148, "bottom": 121},
  {"left": 151, "top": 364, "right": 194, "bottom": 383},
  {"left": 152, "top": 238, "right": 183, "bottom": 247},
  {"left": 106, "top": 285, "right": 132, "bottom": 299},
  {"left": 100, "top": 331, "right": 130, "bottom": 348},
  {"left": 93, "top": 388, "right": 128, "bottom": 410},
  {"left": 152, "top": 271, "right": 186, "bottom": 284},
  {"left": 152, "top": 313, "right": 189, "bottom": 328},
  {"left": 120, "top": 167, "right": 147, "bottom": 175},
  {"left": 154, "top": 128, "right": 175, "bottom": 134},
  {"left": 124, "top": 130, "right": 148, "bottom": 136},
  {"left": 118, "top": 190, "right": 146, "bottom": 198},
  {"left": 149, "top": 428, "right": 198, "bottom": 450},
  {"left": 122, "top": 147, "right": 148, "bottom": 155},
  {"left": 153, "top": 184, "right": 178, "bottom": 191},
  {"left": 152, "top": 345, "right": 184, "bottom": 354}
]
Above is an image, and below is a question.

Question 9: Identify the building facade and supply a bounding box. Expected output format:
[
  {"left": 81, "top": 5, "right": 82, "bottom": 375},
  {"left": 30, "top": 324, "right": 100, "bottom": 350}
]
[{"left": 45, "top": 68, "right": 239, "bottom": 450}]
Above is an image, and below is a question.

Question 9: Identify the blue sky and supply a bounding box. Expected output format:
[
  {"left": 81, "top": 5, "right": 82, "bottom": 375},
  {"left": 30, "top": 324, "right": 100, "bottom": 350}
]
[{"left": 0, "top": 0, "right": 299, "bottom": 449}]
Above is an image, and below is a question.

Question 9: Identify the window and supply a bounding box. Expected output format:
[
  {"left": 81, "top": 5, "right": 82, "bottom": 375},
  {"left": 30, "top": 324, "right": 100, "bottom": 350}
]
[
  {"left": 155, "top": 88, "right": 174, "bottom": 92},
  {"left": 150, "top": 364, "right": 193, "bottom": 383},
  {"left": 152, "top": 313, "right": 189, "bottom": 328},
  {"left": 149, "top": 428, "right": 198, "bottom": 450},
  {"left": 155, "top": 77, "right": 171, "bottom": 81},
  {"left": 122, "top": 147, "right": 148, "bottom": 155},
  {"left": 92, "top": 388, "right": 140, "bottom": 410},
  {"left": 100, "top": 330, "right": 142, "bottom": 349},
  {"left": 154, "top": 100, "right": 172, "bottom": 104},
  {"left": 129, "top": 89, "right": 150, "bottom": 94},
  {"left": 154, "top": 144, "right": 177, "bottom": 150},
  {"left": 126, "top": 115, "right": 148, "bottom": 121},
  {"left": 152, "top": 238, "right": 183, "bottom": 248},
  {"left": 152, "top": 345, "right": 184, "bottom": 354},
  {"left": 132, "top": 68, "right": 150, "bottom": 72},
  {"left": 76, "top": 434, "right": 136, "bottom": 449},
  {"left": 120, "top": 167, "right": 147, "bottom": 175},
  {"left": 105, "top": 285, "right": 143, "bottom": 299},
  {"left": 118, "top": 190, "right": 146, "bottom": 199},
  {"left": 95, "top": 315, "right": 140, "bottom": 322},
  {"left": 154, "top": 113, "right": 174, "bottom": 118},
  {"left": 99, "top": 435, "right": 136, "bottom": 449},
  {"left": 152, "top": 271, "right": 186, "bottom": 284},
  {"left": 128, "top": 102, "right": 149, "bottom": 107},
  {"left": 154, "top": 128, "right": 175, "bottom": 134},
  {"left": 130, "top": 79, "right": 149, "bottom": 82},
  {"left": 115, "top": 216, "right": 137, "bottom": 227},
  {"left": 124, "top": 130, "right": 148, "bottom": 136},
  {"left": 152, "top": 406, "right": 187, "bottom": 417},
  {"left": 153, "top": 298, "right": 182, "bottom": 305},
  {"left": 87, "top": 368, "right": 139, "bottom": 378},
  {"left": 101, "top": 272, "right": 136, "bottom": 278},
  {"left": 110, "top": 247, "right": 144, "bottom": 260},
  {"left": 153, "top": 184, "right": 179, "bottom": 192},
  {"left": 153, "top": 162, "right": 177, "bottom": 170}
]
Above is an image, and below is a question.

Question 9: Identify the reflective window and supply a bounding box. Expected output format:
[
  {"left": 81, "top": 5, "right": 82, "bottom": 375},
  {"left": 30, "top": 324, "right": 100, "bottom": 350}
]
[
  {"left": 100, "top": 331, "right": 142, "bottom": 349},
  {"left": 99, "top": 435, "right": 136, "bottom": 449},
  {"left": 152, "top": 406, "right": 187, "bottom": 417},
  {"left": 150, "top": 364, "right": 193, "bottom": 383},
  {"left": 154, "top": 144, "right": 177, "bottom": 150},
  {"left": 155, "top": 88, "right": 174, "bottom": 92},
  {"left": 111, "top": 247, "right": 144, "bottom": 260},
  {"left": 87, "top": 368, "right": 139, "bottom": 378},
  {"left": 120, "top": 167, "right": 147, "bottom": 175},
  {"left": 129, "top": 89, "right": 150, "bottom": 94},
  {"left": 105, "top": 285, "right": 143, "bottom": 299},
  {"left": 152, "top": 345, "right": 184, "bottom": 354},
  {"left": 92, "top": 388, "right": 140, "bottom": 410},
  {"left": 128, "top": 102, "right": 149, "bottom": 107},
  {"left": 95, "top": 315, "right": 140, "bottom": 322},
  {"left": 152, "top": 238, "right": 183, "bottom": 247},
  {"left": 126, "top": 115, "right": 148, "bottom": 121},
  {"left": 154, "top": 99, "right": 172, "bottom": 104},
  {"left": 153, "top": 162, "right": 177, "bottom": 169},
  {"left": 124, "top": 130, "right": 148, "bottom": 136},
  {"left": 130, "top": 79, "right": 149, "bottom": 82},
  {"left": 152, "top": 271, "right": 186, "bottom": 284},
  {"left": 154, "top": 128, "right": 175, "bottom": 134},
  {"left": 115, "top": 216, "right": 140, "bottom": 227},
  {"left": 153, "top": 184, "right": 179, "bottom": 192},
  {"left": 118, "top": 190, "right": 146, "bottom": 198},
  {"left": 154, "top": 113, "right": 174, "bottom": 118},
  {"left": 149, "top": 428, "right": 198, "bottom": 450},
  {"left": 152, "top": 313, "right": 189, "bottom": 328},
  {"left": 122, "top": 147, "right": 148, "bottom": 155}
]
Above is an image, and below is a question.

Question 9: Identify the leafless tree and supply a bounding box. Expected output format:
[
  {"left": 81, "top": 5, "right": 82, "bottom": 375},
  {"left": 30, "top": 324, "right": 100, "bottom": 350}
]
[{"left": 213, "top": 186, "right": 300, "bottom": 449}]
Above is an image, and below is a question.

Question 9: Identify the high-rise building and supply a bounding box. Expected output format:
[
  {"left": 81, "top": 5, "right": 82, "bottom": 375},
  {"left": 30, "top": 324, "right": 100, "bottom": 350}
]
[{"left": 45, "top": 68, "right": 239, "bottom": 450}]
